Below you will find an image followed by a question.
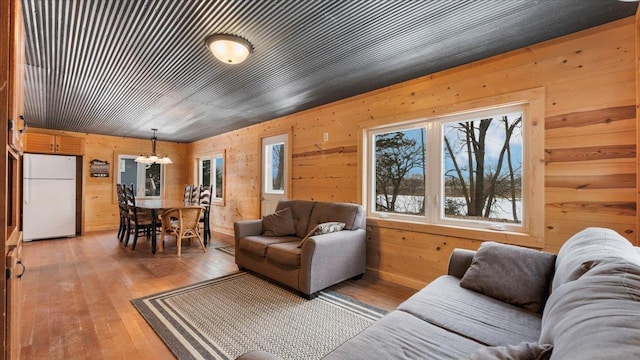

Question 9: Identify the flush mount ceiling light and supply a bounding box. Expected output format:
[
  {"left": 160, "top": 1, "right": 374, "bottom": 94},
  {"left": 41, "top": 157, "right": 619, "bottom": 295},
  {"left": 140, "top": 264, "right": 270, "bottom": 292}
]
[
  {"left": 135, "top": 129, "right": 172, "bottom": 165},
  {"left": 205, "top": 34, "right": 253, "bottom": 64}
]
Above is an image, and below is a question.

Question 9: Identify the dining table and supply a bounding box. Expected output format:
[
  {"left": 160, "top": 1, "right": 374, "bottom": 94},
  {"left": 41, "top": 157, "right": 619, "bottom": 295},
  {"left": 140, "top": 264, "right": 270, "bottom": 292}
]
[{"left": 135, "top": 199, "right": 209, "bottom": 254}]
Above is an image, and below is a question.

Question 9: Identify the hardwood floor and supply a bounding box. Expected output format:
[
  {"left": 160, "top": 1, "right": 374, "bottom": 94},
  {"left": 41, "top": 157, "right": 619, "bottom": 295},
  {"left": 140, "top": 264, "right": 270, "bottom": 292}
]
[{"left": 19, "top": 230, "right": 416, "bottom": 359}]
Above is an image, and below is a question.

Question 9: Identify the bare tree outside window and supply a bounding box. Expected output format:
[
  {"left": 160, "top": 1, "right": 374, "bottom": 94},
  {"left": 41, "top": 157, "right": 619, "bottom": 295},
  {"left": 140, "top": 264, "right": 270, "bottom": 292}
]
[
  {"left": 202, "top": 159, "right": 211, "bottom": 186},
  {"left": 215, "top": 157, "right": 223, "bottom": 198},
  {"left": 374, "top": 128, "right": 426, "bottom": 215},
  {"left": 443, "top": 113, "right": 523, "bottom": 223},
  {"left": 272, "top": 143, "right": 285, "bottom": 191}
]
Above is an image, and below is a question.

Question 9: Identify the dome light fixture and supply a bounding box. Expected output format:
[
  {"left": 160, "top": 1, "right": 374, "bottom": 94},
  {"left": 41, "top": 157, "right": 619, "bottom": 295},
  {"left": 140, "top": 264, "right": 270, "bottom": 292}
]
[
  {"left": 135, "top": 129, "right": 172, "bottom": 165},
  {"left": 205, "top": 34, "right": 253, "bottom": 64}
]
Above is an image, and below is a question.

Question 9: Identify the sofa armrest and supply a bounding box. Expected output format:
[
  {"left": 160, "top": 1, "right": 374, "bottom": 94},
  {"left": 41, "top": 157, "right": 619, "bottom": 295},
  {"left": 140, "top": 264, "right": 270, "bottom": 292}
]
[
  {"left": 233, "top": 219, "right": 263, "bottom": 242},
  {"left": 299, "top": 229, "right": 366, "bottom": 294},
  {"left": 447, "top": 248, "right": 476, "bottom": 278}
]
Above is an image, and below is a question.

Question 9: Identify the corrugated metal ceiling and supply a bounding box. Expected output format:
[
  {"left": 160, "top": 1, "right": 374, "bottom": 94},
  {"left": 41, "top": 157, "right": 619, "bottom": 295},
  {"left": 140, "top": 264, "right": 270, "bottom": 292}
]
[{"left": 21, "top": 0, "right": 638, "bottom": 143}]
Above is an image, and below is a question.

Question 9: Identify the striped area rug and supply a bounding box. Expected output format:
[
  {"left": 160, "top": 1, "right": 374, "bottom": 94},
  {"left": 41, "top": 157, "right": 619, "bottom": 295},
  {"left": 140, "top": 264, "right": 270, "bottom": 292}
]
[
  {"left": 132, "top": 272, "right": 386, "bottom": 360},
  {"left": 214, "top": 245, "right": 235, "bottom": 257}
]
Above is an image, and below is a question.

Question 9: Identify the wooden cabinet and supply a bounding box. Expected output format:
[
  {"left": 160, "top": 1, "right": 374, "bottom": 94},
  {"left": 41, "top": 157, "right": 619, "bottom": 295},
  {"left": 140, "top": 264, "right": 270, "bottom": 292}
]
[{"left": 24, "top": 133, "right": 84, "bottom": 155}]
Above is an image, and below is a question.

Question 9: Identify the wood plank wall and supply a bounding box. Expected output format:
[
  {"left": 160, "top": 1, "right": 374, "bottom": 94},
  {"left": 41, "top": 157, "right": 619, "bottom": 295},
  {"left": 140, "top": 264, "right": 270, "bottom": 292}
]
[
  {"left": 189, "top": 17, "right": 638, "bottom": 289},
  {"left": 24, "top": 129, "right": 188, "bottom": 232}
]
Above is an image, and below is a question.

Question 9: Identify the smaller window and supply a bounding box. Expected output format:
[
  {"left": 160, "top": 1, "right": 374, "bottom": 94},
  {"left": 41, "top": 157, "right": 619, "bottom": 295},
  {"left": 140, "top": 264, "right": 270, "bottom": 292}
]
[
  {"left": 264, "top": 142, "right": 285, "bottom": 194},
  {"left": 373, "top": 127, "right": 426, "bottom": 216},
  {"left": 117, "top": 155, "right": 163, "bottom": 199},
  {"left": 198, "top": 152, "right": 225, "bottom": 202}
]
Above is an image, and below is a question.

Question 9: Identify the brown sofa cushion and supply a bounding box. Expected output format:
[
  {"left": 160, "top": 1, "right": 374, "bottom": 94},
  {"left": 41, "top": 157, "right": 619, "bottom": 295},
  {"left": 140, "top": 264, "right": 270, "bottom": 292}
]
[
  {"left": 238, "top": 235, "right": 300, "bottom": 257},
  {"left": 266, "top": 241, "right": 302, "bottom": 268},
  {"left": 460, "top": 242, "right": 556, "bottom": 313},
  {"left": 262, "top": 207, "right": 296, "bottom": 237},
  {"left": 308, "top": 202, "right": 363, "bottom": 231},
  {"left": 274, "top": 200, "right": 316, "bottom": 238}
]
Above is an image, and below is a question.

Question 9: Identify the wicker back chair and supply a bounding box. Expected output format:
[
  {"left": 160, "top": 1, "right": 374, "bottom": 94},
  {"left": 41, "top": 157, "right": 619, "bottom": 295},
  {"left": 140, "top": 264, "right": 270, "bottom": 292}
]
[{"left": 160, "top": 206, "right": 206, "bottom": 256}]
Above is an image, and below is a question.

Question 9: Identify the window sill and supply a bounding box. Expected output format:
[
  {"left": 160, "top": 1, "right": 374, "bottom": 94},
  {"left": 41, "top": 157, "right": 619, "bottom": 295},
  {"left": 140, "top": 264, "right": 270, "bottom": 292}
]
[
  {"left": 210, "top": 199, "right": 225, "bottom": 207},
  {"left": 366, "top": 217, "right": 543, "bottom": 249}
]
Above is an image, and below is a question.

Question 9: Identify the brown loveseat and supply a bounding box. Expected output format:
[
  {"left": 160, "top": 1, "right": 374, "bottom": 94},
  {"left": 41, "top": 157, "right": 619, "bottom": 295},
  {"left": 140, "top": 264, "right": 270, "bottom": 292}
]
[{"left": 233, "top": 199, "right": 366, "bottom": 298}]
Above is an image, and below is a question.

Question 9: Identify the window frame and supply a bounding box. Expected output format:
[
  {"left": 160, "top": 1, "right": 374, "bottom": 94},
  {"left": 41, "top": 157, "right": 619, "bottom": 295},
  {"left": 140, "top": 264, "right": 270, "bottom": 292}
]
[
  {"left": 116, "top": 154, "right": 165, "bottom": 200},
  {"left": 263, "top": 136, "right": 287, "bottom": 195},
  {"left": 197, "top": 150, "right": 225, "bottom": 205},
  {"left": 360, "top": 89, "right": 545, "bottom": 246}
]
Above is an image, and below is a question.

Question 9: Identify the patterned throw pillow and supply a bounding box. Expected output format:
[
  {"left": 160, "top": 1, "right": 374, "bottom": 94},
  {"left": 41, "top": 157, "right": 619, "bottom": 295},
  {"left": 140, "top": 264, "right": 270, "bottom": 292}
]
[
  {"left": 313, "top": 222, "right": 346, "bottom": 235},
  {"left": 298, "top": 222, "right": 346, "bottom": 248}
]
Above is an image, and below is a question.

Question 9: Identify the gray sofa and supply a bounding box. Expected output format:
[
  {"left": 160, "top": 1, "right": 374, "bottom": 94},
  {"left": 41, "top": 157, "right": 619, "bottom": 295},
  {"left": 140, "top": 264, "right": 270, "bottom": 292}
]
[
  {"left": 239, "top": 227, "right": 640, "bottom": 359},
  {"left": 233, "top": 199, "right": 366, "bottom": 298}
]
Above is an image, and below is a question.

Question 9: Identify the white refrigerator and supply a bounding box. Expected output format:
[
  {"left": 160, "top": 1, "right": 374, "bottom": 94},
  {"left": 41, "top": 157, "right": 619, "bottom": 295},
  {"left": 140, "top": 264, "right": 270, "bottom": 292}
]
[{"left": 23, "top": 154, "right": 77, "bottom": 241}]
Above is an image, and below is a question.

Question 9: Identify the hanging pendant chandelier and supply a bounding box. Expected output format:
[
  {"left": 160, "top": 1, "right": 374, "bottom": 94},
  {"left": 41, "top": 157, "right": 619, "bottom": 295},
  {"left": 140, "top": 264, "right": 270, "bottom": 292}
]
[{"left": 135, "top": 129, "right": 172, "bottom": 165}]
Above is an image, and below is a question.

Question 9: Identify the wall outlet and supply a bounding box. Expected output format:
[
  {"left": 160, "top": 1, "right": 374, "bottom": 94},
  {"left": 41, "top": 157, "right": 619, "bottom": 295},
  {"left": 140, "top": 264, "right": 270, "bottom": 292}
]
[{"left": 323, "top": 132, "right": 329, "bottom": 141}]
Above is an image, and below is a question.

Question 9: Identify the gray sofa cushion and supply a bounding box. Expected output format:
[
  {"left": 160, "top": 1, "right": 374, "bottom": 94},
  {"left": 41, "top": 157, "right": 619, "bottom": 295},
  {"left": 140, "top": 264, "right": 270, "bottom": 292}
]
[
  {"left": 466, "top": 342, "right": 553, "bottom": 360},
  {"left": 262, "top": 207, "right": 296, "bottom": 237},
  {"left": 238, "top": 235, "right": 299, "bottom": 257},
  {"left": 308, "top": 202, "right": 364, "bottom": 231},
  {"left": 540, "top": 260, "right": 640, "bottom": 359},
  {"left": 275, "top": 200, "right": 316, "bottom": 238},
  {"left": 460, "top": 242, "right": 556, "bottom": 313},
  {"left": 266, "top": 241, "right": 302, "bottom": 268},
  {"left": 323, "top": 310, "right": 485, "bottom": 360},
  {"left": 552, "top": 227, "right": 640, "bottom": 292},
  {"left": 398, "top": 275, "right": 542, "bottom": 347}
]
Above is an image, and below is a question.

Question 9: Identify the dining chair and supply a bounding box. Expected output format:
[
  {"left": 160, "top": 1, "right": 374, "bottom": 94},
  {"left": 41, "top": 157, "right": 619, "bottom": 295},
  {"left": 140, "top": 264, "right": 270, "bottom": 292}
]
[
  {"left": 190, "top": 184, "right": 201, "bottom": 204},
  {"left": 198, "top": 185, "right": 213, "bottom": 242},
  {"left": 183, "top": 184, "right": 193, "bottom": 203},
  {"left": 123, "top": 183, "right": 154, "bottom": 250},
  {"left": 160, "top": 206, "right": 206, "bottom": 256},
  {"left": 116, "top": 184, "right": 129, "bottom": 243}
]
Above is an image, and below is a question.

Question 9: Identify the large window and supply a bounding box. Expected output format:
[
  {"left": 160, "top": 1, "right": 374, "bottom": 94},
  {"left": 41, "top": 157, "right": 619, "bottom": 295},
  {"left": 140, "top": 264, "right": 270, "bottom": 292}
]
[
  {"left": 198, "top": 152, "right": 225, "bottom": 202},
  {"left": 117, "top": 155, "right": 163, "bottom": 198},
  {"left": 363, "top": 91, "right": 544, "bottom": 238}
]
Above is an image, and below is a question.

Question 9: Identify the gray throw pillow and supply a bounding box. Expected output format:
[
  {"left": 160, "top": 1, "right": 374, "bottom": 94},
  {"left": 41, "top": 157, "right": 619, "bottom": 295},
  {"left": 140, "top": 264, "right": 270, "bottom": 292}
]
[
  {"left": 262, "top": 207, "right": 296, "bottom": 237},
  {"left": 467, "top": 342, "right": 553, "bottom": 360},
  {"left": 459, "top": 242, "right": 556, "bottom": 313}
]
